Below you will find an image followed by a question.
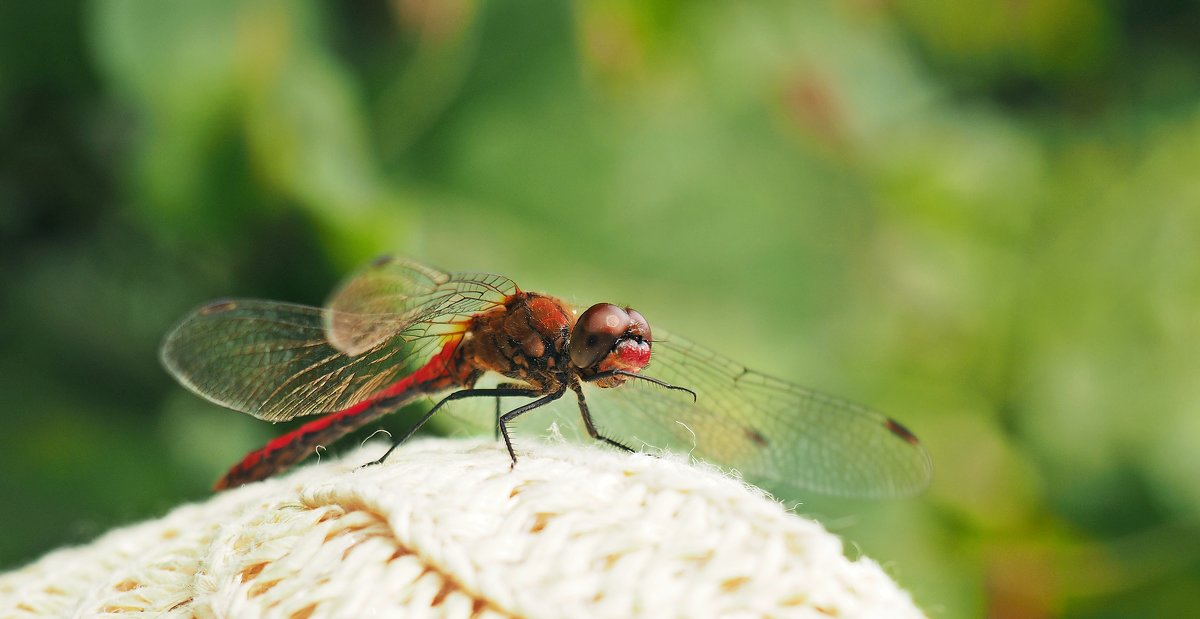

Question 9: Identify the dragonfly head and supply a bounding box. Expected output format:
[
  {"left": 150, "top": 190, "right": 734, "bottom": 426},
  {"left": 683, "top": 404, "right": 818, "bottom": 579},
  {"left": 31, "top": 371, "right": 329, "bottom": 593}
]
[{"left": 569, "top": 303, "right": 652, "bottom": 386}]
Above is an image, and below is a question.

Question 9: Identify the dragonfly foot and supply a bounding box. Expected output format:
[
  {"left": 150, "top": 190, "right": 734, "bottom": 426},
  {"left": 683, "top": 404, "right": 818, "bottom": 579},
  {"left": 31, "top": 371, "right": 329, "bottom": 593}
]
[
  {"left": 603, "top": 437, "right": 635, "bottom": 453},
  {"left": 360, "top": 457, "right": 385, "bottom": 470}
]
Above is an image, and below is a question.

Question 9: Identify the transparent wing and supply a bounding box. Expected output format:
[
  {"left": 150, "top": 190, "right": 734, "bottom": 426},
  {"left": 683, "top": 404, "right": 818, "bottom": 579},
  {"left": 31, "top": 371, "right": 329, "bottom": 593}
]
[
  {"left": 161, "top": 300, "right": 427, "bottom": 421},
  {"left": 582, "top": 330, "right": 933, "bottom": 498},
  {"left": 160, "top": 258, "right": 516, "bottom": 422},
  {"left": 430, "top": 327, "right": 932, "bottom": 499},
  {"left": 324, "top": 256, "right": 518, "bottom": 355}
]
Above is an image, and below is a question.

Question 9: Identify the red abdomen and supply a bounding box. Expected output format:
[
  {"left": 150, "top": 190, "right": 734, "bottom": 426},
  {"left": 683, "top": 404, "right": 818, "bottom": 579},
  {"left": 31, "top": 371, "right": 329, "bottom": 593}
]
[{"left": 214, "top": 339, "right": 465, "bottom": 489}]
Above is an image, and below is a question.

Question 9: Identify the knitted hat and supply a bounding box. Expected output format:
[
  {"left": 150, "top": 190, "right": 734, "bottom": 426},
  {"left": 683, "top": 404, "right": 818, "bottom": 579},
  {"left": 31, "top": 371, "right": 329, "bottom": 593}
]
[{"left": 0, "top": 438, "right": 926, "bottom": 618}]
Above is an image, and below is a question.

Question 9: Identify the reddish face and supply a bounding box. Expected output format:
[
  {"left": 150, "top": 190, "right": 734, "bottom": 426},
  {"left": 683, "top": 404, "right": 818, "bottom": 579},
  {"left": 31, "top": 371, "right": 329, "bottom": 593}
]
[{"left": 569, "top": 303, "right": 652, "bottom": 386}]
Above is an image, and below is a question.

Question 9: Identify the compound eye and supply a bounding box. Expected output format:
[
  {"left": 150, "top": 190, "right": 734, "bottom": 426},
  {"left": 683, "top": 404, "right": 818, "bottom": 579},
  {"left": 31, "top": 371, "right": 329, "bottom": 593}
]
[
  {"left": 569, "top": 303, "right": 630, "bottom": 369},
  {"left": 625, "top": 308, "right": 651, "bottom": 344}
]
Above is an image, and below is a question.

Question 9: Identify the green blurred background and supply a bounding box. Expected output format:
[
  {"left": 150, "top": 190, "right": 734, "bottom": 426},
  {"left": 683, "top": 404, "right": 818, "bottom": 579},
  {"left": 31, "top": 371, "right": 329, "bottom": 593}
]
[{"left": 3, "top": 1, "right": 1198, "bottom": 616}]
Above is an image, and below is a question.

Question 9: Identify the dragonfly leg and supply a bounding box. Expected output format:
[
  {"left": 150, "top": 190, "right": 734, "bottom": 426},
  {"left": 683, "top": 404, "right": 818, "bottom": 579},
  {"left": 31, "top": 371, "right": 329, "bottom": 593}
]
[
  {"left": 493, "top": 382, "right": 526, "bottom": 441},
  {"left": 568, "top": 380, "right": 634, "bottom": 453},
  {"left": 366, "top": 387, "right": 542, "bottom": 468},
  {"left": 498, "top": 386, "right": 567, "bottom": 467}
]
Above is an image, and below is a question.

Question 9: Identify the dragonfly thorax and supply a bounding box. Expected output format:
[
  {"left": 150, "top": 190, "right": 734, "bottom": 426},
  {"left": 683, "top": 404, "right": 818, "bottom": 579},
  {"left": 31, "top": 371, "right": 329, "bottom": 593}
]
[
  {"left": 456, "top": 294, "right": 653, "bottom": 391},
  {"left": 456, "top": 292, "right": 574, "bottom": 389}
]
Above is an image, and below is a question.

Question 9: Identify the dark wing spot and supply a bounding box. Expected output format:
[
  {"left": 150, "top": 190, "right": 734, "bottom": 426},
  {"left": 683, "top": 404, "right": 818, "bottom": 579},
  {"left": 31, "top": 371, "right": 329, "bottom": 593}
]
[
  {"left": 198, "top": 299, "right": 238, "bottom": 315},
  {"left": 370, "top": 253, "right": 395, "bottom": 267},
  {"left": 884, "top": 417, "right": 921, "bottom": 446},
  {"left": 744, "top": 427, "right": 769, "bottom": 447}
]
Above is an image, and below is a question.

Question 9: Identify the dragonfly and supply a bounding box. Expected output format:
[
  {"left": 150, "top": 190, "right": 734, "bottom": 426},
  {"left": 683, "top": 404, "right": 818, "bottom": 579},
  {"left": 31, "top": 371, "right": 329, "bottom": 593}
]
[{"left": 161, "top": 256, "right": 932, "bottom": 497}]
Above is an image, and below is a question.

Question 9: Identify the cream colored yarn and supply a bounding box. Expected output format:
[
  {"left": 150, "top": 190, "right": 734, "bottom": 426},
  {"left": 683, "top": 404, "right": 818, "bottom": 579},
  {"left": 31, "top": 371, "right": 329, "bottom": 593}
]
[{"left": 0, "top": 438, "right": 926, "bottom": 618}]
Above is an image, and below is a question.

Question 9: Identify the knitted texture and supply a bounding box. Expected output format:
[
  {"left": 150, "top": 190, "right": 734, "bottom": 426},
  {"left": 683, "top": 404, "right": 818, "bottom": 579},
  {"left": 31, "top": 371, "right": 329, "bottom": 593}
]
[{"left": 0, "top": 438, "right": 926, "bottom": 618}]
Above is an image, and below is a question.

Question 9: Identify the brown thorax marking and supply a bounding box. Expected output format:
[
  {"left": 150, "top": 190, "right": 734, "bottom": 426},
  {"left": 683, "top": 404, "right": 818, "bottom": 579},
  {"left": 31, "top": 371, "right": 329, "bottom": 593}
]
[{"left": 454, "top": 292, "right": 574, "bottom": 392}]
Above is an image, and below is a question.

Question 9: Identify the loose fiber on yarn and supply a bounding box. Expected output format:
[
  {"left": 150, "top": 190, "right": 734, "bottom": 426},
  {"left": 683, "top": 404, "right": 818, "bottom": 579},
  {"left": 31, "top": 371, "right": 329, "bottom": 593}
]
[{"left": 0, "top": 438, "right": 927, "bottom": 618}]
